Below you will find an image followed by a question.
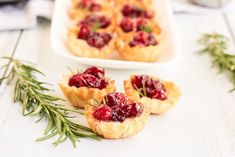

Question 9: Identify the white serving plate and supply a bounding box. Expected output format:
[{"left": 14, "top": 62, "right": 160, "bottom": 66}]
[{"left": 51, "top": 0, "right": 179, "bottom": 69}]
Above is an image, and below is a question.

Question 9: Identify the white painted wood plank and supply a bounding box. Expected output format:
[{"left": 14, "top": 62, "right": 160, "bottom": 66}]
[
  {"left": 0, "top": 31, "right": 21, "bottom": 80},
  {"left": 0, "top": 14, "right": 235, "bottom": 157},
  {"left": 225, "top": 13, "right": 235, "bottom": 46},
  {"left": 0, "top": 31, "right": 21, "bottom": 130}
]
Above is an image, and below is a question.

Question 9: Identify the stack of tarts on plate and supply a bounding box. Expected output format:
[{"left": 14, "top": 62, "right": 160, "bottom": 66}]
[
  {"left": 60, "top": 66, "right": 181, "bottom": 139},
  {"left": 67, "top": 0, "right": 162, "bottom": 62}
]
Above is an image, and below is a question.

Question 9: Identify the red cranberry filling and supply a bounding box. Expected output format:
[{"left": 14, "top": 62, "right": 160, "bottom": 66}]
[
  {"left": 131, "top": 75, "right": 167, "bottom": 100},
  {"left": 120, "top": 17, "right": 134, "bottom": 32},
  {"left": 84, "top": 66, "right": 105, "bottom": 79},
  {"left": 78, "top": 25, "right": 91, "bottom": 40},
  {"left": 105, "top": 92, "right": 128, "bottom": 108},
  {"left": 129, "top": 31, "right": 157, "bottom": 47},
  {"left": 77, "top": 15, "right": 112, "bottom": 48},
  {"left": 120, "top": 17, "right": 149, "bottom": 33},
  {"left": 122, "top": 102, "right": 143, "bottom": 118},
  {"left": 68, "top": 66, "right": 108, "bottom": 90},
  {"left": 80, "top": 15, "right": 111, "bottom": 29},
  {"left": 86, "top": 32, "right": 112, "bottom": 48},
  {"left": 93, "top": 105, "right": 112, "bottom": 121},
  {"left": 93, "top": 92, "right": 144, "bottom": 122},
  {"left": 89, "top": 3, "right": 101, "bottom": 11},
  {"left": 136, "top": 18, "right": 148, "bottom": 31},
  {"left": 79, "top": 0, "right": 101, "bottom": 11},
  {"left": 77, "top": 25, "right": 112, "bottom": 48},
  {"left": 121, "top": 5, "right": 154, "bottom": 19}
]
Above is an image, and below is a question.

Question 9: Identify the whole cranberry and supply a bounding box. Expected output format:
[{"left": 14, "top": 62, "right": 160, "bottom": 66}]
[
  {"left": 121, "top": 5, "right": 132, "bottom": 16},
  {"left": 68, "top": 74, "right": 85, "bottom": 87},
  {"left": 99, "top": 16, "right": 111, "bottom": 28},
  {"left": 87, "top": 32, "right": 111, "bottom": 48},
  {"left": 93, "top": 105, "right": 112, "bottom": 121},
  {"left": 148, "top": 89, "right": 167, "bottom": 100},
  {"left": 131, "top": 75, "right": 148, "bottom": 88},
  {"left": 147, "top": 79, "right": 165, "bottom": 91},
  {"left": 120, "top": 17, "right": 134, "bottom": 32},
  {"left": 129, "top": 32, "right": 157, "bottom": 47},
  {"left": 101, "top": 33, "right": 112, "bottom": 43},
  {"left": 131, "top": 75, "right": 167, "bottom": 100},
  {"left": 87, "top": 32, "right": 106, "bottom": 48},
  {"left": 105, "top": 92, "right": 128, "bottom": 108},
  {"left": 68, "top": 74, "right": 98, "bottom": 88},
  {"left": 78, "top": 25, "right": 90, "bottom": 40},
  {"left": 111, "top": 108, "right": 126, "bottom": 122},
  {"left": 122, "top": 5, "right": 142, "bottom": 18},
  {"left": 99, "top": 78, "right": 108, "bottom": 90},
  {"left": 123, "top": 103, "right": 143, "bottom": 118},
  {"left": 147, "top": 34, "right": 157, "bottom": 46},
  {"left": 134, "top": 31, "right": 149, "bottom": 44},
  {"left": 84, "top": 66, "right": 105, "bottom": 79},
  {"left": 89, "top": 3, "right": 101, "bottom": 11},
  {"left": 80, "top": 0, "right": 92, "bottom": 8}
]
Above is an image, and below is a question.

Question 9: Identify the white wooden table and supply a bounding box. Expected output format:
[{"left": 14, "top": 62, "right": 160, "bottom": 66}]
[{"left": 0, "top": 12, "right": 235, "bottom": 157}]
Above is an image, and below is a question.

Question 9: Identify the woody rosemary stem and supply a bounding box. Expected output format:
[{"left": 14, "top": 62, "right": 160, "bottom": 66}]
[{"left": 0, "top": 57, "right": 100, "bottom": 147}]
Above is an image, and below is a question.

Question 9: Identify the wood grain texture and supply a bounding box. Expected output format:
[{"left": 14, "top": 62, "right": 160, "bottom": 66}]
[
  {"left": 0, "top": 14, "right": 235, "bottom": 157},
  {"left": 0, "top": 30, "right": 21, "bottom": 131}
]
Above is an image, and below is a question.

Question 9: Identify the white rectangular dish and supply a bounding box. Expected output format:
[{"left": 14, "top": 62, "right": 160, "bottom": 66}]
[{"left": 51, "top": 0, "right": 179, "bottom": 69}]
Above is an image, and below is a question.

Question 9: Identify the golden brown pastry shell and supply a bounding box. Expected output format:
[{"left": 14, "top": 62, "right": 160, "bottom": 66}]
[
  {"left": 67, "top": 25, "right": 116, "bottom": 59},
  {"left": 59, "top": 74, "right": 116, "bottom": 108},
  {"left": 84, "top": 104, "right": 149, "bottom": 139},
  {"left": 124, "top": 75, "right": 181, "bottom": 114},
  {"left": 68, "top": 0, "right": 115, "bottom": 19},
  {"left": 115, "top": 34, "right": 162, "bottom": 62},
  {"left": 116, "top": 0, "right": 153, "bottom": 9}
]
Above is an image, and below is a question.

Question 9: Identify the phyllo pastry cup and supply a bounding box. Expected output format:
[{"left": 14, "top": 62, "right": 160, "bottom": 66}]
[
  {"left": 124, "top": 75, "right": 181, "bottom": 114},
  {"left": 59, "top": 67, "right": 116, "bottom": 108},
  {"left": 84, "top": 92, "right": 150, "bottom": 139}
]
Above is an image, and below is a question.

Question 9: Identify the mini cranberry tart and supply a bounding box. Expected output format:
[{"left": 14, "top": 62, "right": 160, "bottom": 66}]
[
  {"left": 120, "top": 4, "right": 155, "bottom": 19},
  {"left": 59, "top": 66, "right": 116, "bottom": 108},
  {"left": 118, "top": 17, "right": 161, "bottom": 34},
  {"left": 116, "top": 31, "right": 162, "bottom": 62},
  {"left": 124, "top": 75, "right": 180, "bottom": 114},
  {"left": 117, "top": 0, "right": 153, "bottom": 8},
  {"left": 84, "top": 92, "right": 149, "bottom": 139},
  {"left": 67, "top": 14, "right": 115, "bottom": 58},
  {"left": 69, "top": 0, "right": 115, "bottom": 19}
]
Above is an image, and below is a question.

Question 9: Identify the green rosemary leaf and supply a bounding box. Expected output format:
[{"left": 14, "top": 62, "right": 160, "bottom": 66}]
[
  {"left": 35, "top": 112, "right": 45, "bottom": 123},
  {"left": 36, "top": 131, "right": 59, "bottom": 142},
  {"left": 44, "top": 116, "right": 53, "bottom": 135},
  {"left": 133, "top": 84, "right": 145, "bottom": 97},
  {"left": 141, "top": 25, "right": 152, "bottom": 33},
  {"left": 92, "top": 22, "right": 101, "bottom": 32},
  {"left": 199, "top": 33, "right": 235, "bottom": 92},
  {"left": 67, "top": 66, "right": 75, "bottom": 74},
  {"left": 0, "top": 57, "right": 100, "bottom": 147},
  {"left": 28, "top": 105, "right": 42, "bottom": 116}
]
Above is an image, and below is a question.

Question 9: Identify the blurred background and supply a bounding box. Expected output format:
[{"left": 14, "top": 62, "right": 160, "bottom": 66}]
[{"left": 0, "top": 0, "right": 234, "bottom": 31}]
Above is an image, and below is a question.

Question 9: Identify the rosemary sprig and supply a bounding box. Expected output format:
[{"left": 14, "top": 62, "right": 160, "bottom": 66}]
[
  {"left": 133, "top": 84, "right": 146, "bottom": 97},
  {"left": 199, "top": 33, "right": 235, "bottom": 92},
  {"left": 0, "top": 57, "right": 100, "bottom": 147}
]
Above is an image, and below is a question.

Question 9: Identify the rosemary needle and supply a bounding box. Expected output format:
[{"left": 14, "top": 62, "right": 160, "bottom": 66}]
[
  {"left": 0, "top": 57, "right": 100, "bottom": 147},
  {"left": 199, "top": 33, "right": 235, "bottom": 92}
]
